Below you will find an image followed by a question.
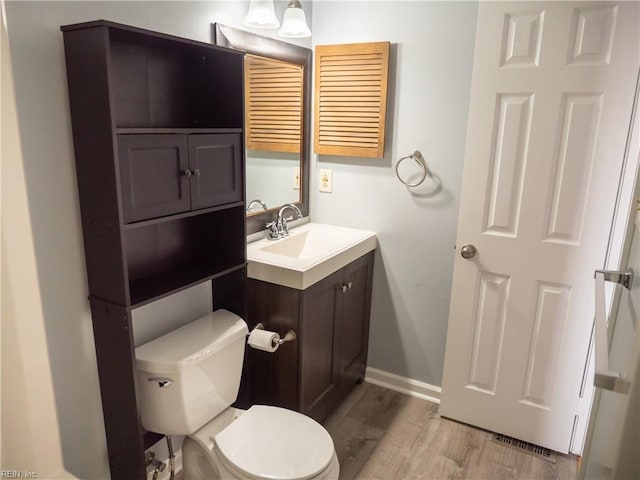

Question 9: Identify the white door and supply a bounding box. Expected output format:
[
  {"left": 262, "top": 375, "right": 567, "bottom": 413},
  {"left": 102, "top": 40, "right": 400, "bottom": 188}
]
[{"left": 440, "top": 1, "right": 640, "bottom": 453}]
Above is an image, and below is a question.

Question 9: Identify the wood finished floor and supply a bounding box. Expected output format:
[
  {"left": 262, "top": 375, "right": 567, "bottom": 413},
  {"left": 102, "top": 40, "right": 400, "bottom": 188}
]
[{"left": 322, "top": 383, "right": 578, "bottom": 480}]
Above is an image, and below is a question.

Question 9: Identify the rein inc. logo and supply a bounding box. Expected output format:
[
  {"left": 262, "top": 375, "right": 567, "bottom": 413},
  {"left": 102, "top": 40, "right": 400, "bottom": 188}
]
[{"left": 1, "top": 471, "right": 38, "bottom": 479}]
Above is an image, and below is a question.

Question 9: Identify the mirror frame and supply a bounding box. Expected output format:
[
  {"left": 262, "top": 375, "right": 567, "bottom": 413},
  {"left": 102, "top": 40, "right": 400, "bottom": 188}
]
[{"left": 213, "top": 23, "right": 311, "bottom": 235}]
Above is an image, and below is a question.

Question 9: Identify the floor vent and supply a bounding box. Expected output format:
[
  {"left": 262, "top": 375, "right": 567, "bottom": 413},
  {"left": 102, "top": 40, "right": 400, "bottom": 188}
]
[{"left": 492, "top": 434, "right": 558, "bottom": 463}]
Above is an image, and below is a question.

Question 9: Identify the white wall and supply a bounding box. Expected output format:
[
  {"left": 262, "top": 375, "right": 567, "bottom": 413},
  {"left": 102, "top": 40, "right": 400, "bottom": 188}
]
[
  {"left": 311, "top": 1, "right": 478, "bottom": 387},
  {"left": 1, "top": 4, "right": 69, "bottom": 477}
]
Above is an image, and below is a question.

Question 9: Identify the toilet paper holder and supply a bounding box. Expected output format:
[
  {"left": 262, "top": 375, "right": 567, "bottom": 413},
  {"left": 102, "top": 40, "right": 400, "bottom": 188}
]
[{"left": 250, "top": 323, "right": 297, "bottom": 345}]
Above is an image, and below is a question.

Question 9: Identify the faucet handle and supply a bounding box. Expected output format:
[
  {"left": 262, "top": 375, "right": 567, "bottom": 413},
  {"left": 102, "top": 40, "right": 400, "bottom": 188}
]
[{"left": 266, "top": 221, "right": 280, "bottom": 240}]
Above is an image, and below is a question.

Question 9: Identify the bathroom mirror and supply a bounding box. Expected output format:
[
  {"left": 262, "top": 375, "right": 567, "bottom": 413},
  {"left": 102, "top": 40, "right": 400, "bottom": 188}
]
[{"left": 213, "top": 23, "right": 311, "bottom": 235}]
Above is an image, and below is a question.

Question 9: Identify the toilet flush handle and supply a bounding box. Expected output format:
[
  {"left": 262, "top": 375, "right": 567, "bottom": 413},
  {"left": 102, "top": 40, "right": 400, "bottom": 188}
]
[{"left": 148, "top": 377, "right": 173, "bottom": 388}]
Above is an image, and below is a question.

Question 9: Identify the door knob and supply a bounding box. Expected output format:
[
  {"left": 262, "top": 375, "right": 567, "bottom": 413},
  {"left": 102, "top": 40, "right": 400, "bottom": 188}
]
[{"left": 460, "top": 244, "right": 477, "bottom": 259}]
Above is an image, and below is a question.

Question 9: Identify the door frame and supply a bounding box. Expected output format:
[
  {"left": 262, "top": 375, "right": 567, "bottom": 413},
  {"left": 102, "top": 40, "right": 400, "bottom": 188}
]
[{"left": 573, "top": 68, "right": 640, "bottom": 455}]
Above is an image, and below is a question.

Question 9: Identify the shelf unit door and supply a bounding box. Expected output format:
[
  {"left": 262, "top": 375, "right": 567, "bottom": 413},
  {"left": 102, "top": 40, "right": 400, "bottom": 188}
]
[
  {"left": 118, "top": 134, "right": 191, "bottom": 223},
  {"left": 188, "top": 133, "right": 243, "bottom": 210}
]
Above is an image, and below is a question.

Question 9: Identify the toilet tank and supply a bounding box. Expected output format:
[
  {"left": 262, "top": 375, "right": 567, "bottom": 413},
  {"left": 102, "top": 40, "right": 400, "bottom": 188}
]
[{"left": 135, "top": 310, "right": 248, "bottom": 435}]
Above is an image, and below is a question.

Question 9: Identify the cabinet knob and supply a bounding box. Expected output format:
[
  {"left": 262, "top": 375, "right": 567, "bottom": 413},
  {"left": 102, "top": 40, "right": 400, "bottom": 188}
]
[
  {"left": 193, "top": 168, "right": 201, "bottom": 177},
  {"left": 340, "top": 282, "right": 353, "bottom": 293},
  {"left": 183, "top": 169, "right": 193, "bottom": 178}
]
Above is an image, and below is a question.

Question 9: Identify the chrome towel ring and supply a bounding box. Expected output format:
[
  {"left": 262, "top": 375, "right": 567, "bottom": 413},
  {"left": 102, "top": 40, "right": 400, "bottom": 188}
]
[{"left": 395, "top": 150, "right": 429, "bottom": 187}]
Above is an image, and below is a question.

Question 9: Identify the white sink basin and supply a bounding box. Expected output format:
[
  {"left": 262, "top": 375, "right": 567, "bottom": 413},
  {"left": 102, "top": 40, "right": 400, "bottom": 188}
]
[{"left": 247, "top": 223, "right": 377, "bottom": 290}]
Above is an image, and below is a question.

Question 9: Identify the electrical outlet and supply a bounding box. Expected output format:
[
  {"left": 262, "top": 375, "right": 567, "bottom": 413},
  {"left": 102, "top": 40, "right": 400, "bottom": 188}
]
[
  {"left": 293, "top": 167, "right": 300, "bottom": 190},
  {"left": 319, "top": 168, "right": 333, "bottom": 193}
]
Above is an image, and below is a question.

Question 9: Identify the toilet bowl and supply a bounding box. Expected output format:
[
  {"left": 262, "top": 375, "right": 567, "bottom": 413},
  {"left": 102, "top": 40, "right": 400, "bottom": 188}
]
[
  {"left": 135, "top": 310, "right": 339, "bottom": 480},
  {"left": 182, "top": 405, "right": 339, "bottom": 480}
]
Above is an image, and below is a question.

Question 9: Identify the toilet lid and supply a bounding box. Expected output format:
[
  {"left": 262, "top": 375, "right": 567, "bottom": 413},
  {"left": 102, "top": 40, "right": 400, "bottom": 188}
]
[{"left": 214, "top": 405, "right": 335, "bottom": 480}]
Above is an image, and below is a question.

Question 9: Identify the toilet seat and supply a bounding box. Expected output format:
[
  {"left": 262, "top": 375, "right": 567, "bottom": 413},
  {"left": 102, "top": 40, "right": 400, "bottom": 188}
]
[{"left": 213, "top": 405, "right": 335, "bottom": 480}]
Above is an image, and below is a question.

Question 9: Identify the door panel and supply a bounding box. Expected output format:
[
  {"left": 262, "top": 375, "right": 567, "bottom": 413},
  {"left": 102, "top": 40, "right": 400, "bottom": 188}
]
[
  {"left": 483, "top": 94, "right": 533, "bottom": 238},
  {"left": 521, "top": 282, "right": 571, "bottom": 408},
  {"left": 118, "top": 134, "right": 190, "bottom": 223},
  {"left": 468, "top": 272, "right": 510, "bottom": 394},
  {"left": 441, "top": 1, "right": 639, "bottom": 453},
  {"left": 188, "top": 133, "right": 242, "bottom": 210},
  {"left": 544, "top": 93, "right": 602, "bottom": 244}
]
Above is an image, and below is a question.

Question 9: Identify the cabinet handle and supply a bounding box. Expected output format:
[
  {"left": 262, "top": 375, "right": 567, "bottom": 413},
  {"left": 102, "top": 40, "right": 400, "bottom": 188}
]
[
  {"left": 183, "top": 169, "right": 193, "bottom": 178},
  {"left": 340, "top": 282, "right": 353, "bottom": 293}
]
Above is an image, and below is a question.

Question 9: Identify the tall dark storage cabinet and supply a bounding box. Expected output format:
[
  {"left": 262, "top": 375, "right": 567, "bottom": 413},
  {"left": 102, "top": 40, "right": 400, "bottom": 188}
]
[{"left": 61, "top": 21, "right": 246, "bottom": 479}]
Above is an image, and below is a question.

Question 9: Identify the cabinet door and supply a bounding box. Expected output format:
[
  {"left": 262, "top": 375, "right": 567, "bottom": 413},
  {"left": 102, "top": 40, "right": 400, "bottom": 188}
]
[
  {"left": 188, "top": 134, "right": 242, "bottom": 210},
  {"left": 337, "top": 252, "right": 374, "bottom": 393},
  {"left": 118, "top": 134, "right": 190, "bottom": 223},
  {"left": 300, "top": 269, "right": 342, "bottom": 421}
]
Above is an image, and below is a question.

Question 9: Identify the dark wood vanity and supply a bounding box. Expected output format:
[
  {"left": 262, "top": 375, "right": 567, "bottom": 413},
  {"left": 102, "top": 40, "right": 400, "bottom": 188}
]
[
  {"left": 247, "top": 251, "right": 374, "bottom": 422},
  {"left": 61, "top": 20, "right": 247, "bottom": 479}
]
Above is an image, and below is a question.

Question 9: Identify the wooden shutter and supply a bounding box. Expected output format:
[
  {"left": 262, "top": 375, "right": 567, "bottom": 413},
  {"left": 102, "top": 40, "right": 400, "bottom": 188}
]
[
  {"left": 245, "top": 54, "right": 303, "bottom": 153},
  {"left": 314, "top": 42, "right": 390, "bottom": 158}
]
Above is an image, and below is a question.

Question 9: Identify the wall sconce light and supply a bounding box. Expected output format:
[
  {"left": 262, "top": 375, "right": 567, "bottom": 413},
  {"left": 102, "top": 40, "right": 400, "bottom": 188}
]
[
  {"left": 278, "top": 0, "right": 311, "bottom": 38},
  {"left": 243, "top": 0, "right": 280, "bottom": 29}
]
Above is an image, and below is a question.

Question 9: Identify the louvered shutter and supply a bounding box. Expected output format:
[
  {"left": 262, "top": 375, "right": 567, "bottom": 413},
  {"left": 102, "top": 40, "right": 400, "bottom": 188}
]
[
  {"left": 245, "top": 54, "right": 303, "bottom": 153},
  {"left": 314, "top": 42, "right": 390, "bottom": 158}
]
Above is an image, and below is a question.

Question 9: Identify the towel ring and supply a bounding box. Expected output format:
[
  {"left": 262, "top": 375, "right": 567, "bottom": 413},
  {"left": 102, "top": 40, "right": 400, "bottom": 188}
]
[{"left": 395, "top": 150, "right": 429, "bottom": 187}]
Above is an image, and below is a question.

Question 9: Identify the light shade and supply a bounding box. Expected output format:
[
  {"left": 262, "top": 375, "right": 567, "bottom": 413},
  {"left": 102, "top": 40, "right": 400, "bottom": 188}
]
[
  {"left": 243, "top": 0, "right": 280, "bottom": 29},
  {"left": 278, "top": 0, "right": 311, "bottom": 38}
]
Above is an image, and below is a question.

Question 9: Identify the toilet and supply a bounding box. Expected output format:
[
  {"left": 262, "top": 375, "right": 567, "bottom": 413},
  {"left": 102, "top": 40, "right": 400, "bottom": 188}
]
[{"left": 135, "top": 309, "right": 340, "bottom": 480}]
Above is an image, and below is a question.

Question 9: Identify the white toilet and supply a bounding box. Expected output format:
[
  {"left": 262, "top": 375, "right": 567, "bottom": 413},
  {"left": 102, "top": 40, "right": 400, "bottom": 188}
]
[{"left": 135, "top": 309, "right": 340, "bottom": 480}]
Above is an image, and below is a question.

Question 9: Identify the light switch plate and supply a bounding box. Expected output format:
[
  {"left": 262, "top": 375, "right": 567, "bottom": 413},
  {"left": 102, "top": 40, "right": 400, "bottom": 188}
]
[{"left": 319, "top": 168, "right": 333, "bottom": 193}]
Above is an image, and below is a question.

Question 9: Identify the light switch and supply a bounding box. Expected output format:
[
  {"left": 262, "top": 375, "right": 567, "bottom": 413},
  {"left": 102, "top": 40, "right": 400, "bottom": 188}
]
[{"left": 319, "top": 169, "right": 333, "bottom": 193}]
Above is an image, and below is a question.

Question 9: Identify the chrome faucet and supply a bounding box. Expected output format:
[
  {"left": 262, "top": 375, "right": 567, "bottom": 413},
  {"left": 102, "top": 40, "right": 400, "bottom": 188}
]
[
  {"left": 246, "top": 199, "right": 267, "bottom": 214},
  {"left": 277, "top": 203, "right": 303, "bottom": 236},
  {"left": 266, "top": 203, "right": 303, "bottom": 240}
]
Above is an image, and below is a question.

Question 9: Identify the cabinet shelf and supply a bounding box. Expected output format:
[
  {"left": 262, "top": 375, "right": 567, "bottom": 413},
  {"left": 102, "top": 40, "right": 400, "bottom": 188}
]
[
  {"left": 124, "top": 206, "right": 246, "bottom": 306},
  {"left": 129, "top": 262, "right": 246, "bottom": 308}
]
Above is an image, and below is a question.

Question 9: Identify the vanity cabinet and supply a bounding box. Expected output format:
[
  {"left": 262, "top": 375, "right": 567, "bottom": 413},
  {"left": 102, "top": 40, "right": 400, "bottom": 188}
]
[
  {"left": 61, "top": 20, "right": 246, "bottom": 479},
  {"left": 247, "top": 251, "right": 374, "bottom": 422},
  {"left": 118, "top": 133, "right": 242, "bottom": 223}
]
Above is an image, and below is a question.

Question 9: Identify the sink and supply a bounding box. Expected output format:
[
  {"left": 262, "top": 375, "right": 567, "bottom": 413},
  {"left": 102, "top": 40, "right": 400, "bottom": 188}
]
[{"left": 247, "top": 223, "right": 377, "bottom": 290}]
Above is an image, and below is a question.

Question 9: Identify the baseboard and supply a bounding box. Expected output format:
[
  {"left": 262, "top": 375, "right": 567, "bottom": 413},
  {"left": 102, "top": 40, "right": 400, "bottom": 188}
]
[{"left": 365, "top": 367, "right": 441, "bottom": 404}]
